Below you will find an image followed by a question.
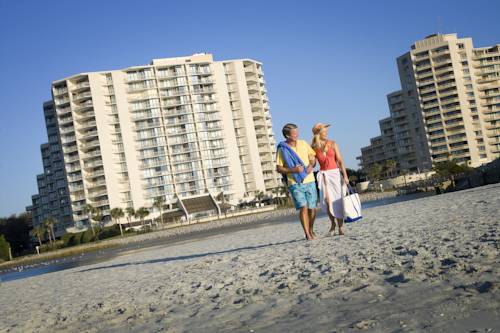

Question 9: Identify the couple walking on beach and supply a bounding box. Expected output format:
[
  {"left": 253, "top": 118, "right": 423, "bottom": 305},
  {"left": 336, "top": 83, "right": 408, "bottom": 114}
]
[{"left": 276, "top": 123, "right": 349, "bottom": 240}]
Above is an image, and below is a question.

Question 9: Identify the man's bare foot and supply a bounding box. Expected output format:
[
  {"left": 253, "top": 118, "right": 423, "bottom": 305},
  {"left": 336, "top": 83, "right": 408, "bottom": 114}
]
[
  {"left": 338, "top": 228, "right": 345, "bottom": 236},
  {"left": 328, "top": 228, "right": 336, "bottom": 236}
]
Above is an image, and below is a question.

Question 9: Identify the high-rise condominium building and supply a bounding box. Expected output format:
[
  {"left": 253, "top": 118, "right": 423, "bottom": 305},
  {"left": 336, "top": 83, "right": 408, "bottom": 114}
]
[
  {"left": 28, "top": 53, "right": 280, "bottom": 236},
  {"left": 359, "top": 34, "right": 500, "bottom": 175}
]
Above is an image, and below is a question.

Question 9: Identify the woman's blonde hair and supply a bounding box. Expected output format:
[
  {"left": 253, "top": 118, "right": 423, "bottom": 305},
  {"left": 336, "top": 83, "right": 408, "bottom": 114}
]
[
  {"left": 311, "top": 134, "right": 321, "bottom": 149},
  {"left": 311, "top": 123, "right": 330, "bottom": 152}
]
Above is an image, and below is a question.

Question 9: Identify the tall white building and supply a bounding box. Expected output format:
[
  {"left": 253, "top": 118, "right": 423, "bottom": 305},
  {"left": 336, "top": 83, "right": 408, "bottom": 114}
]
[
  {"left": 359, "top": 34, "right": 500, "bottom": 174},
  {"left": 29, "top": 53, "right": 280, "bottom": 236}
]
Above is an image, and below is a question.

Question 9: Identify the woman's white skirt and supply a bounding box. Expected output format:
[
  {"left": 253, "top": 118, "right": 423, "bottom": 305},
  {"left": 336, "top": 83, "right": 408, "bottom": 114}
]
[{"left": 317, "top": 168, "right": 345, "bottom": 219}]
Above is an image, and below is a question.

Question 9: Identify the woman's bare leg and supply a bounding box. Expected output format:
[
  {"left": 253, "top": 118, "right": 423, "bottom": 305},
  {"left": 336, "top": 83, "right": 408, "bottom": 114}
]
[
  {"left": 337, "top": 218, "right": 344, "bottom": 235},
  {"left": 327, "top": 210, "right": 336, "bottom": 235}
]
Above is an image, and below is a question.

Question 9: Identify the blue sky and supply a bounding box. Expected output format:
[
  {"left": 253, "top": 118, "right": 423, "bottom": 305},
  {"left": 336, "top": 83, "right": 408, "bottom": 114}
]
[{"left": 0, "top": 0, "right": 499, "bottom": 216}]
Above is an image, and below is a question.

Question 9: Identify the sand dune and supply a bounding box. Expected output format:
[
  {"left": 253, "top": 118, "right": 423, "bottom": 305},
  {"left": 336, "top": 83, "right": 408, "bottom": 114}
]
[{"left": 1, "top": 184, "right": 499, "bottom": 332}]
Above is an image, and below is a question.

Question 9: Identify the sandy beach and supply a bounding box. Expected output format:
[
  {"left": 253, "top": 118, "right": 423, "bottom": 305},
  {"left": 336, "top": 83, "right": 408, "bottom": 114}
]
[{"left": 1, "top": 184, "right": 499, "bottom": 332}]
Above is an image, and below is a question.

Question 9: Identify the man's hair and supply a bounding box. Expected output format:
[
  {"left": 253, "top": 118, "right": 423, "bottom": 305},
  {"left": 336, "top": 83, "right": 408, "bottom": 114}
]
[{"left": 282, "top": 123, "right": 298, "bottom": 138}]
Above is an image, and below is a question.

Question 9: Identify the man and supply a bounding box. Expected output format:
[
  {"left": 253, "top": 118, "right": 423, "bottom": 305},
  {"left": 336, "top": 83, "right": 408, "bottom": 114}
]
[{"left": 276, "top": 123, "right": 318, "bottom": 240}]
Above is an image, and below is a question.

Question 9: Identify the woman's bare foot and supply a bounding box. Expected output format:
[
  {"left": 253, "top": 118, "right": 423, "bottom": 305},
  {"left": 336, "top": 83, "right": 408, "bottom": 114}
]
[
  {"left": 305, "top": 233, "right": 316, "bottom": 240},
  {"left": 338, "top": 228, "right": 345, "bottom": 236}
]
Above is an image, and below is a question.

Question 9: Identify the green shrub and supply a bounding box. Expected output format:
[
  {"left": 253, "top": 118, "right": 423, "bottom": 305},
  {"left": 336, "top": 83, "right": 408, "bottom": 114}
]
[
  {"left": 69, "top": 232, "right": 82, "bottom": 246},
  {"left": 98, "top": 225, "right": 120, "bottom": 239},
  {"left": 0, "top": 234, "right": 10, "bottom": 261},
  {"left": 80, "top": 230, "right": 95, "bottom": 244},
  {"left": 39, "top": 240, "right": 64, "bottom": 252},
  {"left": 61, "top": 233, "right": 75, "bottom": 247}
]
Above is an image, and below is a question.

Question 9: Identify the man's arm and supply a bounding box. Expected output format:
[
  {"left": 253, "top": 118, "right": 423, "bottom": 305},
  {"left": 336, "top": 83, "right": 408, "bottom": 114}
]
[
  {"left": 276, "top": 147, "right": 303, "bottom": 175},
  {"left": 277, "top": 165, "right": 303, "bottom": 174}
]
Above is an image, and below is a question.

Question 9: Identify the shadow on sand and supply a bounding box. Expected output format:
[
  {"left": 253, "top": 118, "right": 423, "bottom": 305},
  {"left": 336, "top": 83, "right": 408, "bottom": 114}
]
[{"left": 76, "top": 238, "right": 303, "bottom": 273}]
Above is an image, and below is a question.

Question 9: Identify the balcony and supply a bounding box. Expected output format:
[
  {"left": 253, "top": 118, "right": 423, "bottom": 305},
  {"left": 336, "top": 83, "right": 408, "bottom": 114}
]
[
  {"left": 68, "top": 174, "right": 83, "bottom": 182},
  {"left": 416, "top": 70, "right": 433, "bottom": 79},
  {"left": 83, "top": 159, "right": 103, "bottom": 169},
  {"left": 192, "top": 96, "right": 217, "bottom": 104},
  {"left": 80, "top": 140, "right": 100, "bottom": 151},
  {"left": 157, "top": 69, "right": 186, "bottom": 78},
  {"left": 140, "top": 160, "right": 168, "bottom": 169},
  {"left": 189, "top": 67, "right": 212, "bottom": 76},
  {"left": 79, "top": 129, "right": 99, "bottom": 140},
  {"left": 55, "top": 98, "right": 70, "bottom": 106},
  {"left": 245, "top": 73, "right": 259, "bottom": 83},
  {"left": 73, "top": 101, "right": 93, "bottom": 112},
  {"left": 72, "top": 91, "right": 92, "bottom": 102},
  {"left": 163, "top": 98, "right": 191, "bottom": 107},
  {"left": 71, "top": 194, "right": 86, "bottom": 202},
  {"left": 92, "top": 199, "right": 109, "bottom": 207},
  {"left": 485, "top": 123, "right": 500, "bottom": 131},
  {"left": 82, "top": 149, "right": 102, "bottom": 159},
  {"left": 440, "top": 97, "right": 460, "bottom": 106},
  {"left": 65, "top": 155, "right": 80, "bottom": 163},
  {"left": 139, "top": 150, "right": 168, "bottom": 159},
  {"left": 254, "top": 119, "right": 267, "bottom": 128},
  {"left": 61, "top": 135, "right": 76, "bottom": 144},
  {"left": 78, "top": 120, "right": 97, "bottom": 131},
  {"left": 422, "top": 101, "right": 439, "bottom": 109},
  {"left": 73, "top": 81, "right": 90, "bottom": 92},
  {"left": 135, "top": 120, "right": 162, "bottom": 130},
  {"left": 435, "top": 73, "right": 455, "bottom": 83},
  {"left": 251, "top": 101, "right": 263, "bottom": 109},
  {"left": 85, "top": 168, "right": 105, "bottom": 180},
  {"left": 192, "top": 87, "right": 215, "bottom": 94},
  {"left": 53, "top": 89, "right": 69, "bottom": 99},
  {"left": 59, "top": 124, "right": 74, "bottom": 133},
  {"left": 63, "top": 145, "right": 79, "bottom": 154},
  {"left": 419, "top": 85, "right": 436, "bottom": 94},
  {"left": 247, "top": 83, "right": 259, "bottom": 92},
  {"left": 88, "top": 188, "right": 108, "bottom": 198}
]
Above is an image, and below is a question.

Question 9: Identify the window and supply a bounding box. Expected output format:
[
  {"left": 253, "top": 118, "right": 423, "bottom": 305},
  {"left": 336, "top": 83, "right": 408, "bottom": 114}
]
[{"left": 458, "top": 43, "right": 464, "bottom": 49}]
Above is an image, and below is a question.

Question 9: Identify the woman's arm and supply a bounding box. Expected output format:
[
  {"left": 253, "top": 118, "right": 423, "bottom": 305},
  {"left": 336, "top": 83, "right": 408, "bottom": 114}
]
[{"left": 332, "top": 141, "right": 349, "bottom": 184}]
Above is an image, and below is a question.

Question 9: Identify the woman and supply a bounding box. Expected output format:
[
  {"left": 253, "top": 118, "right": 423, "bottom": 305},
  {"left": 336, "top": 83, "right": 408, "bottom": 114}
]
[{"left": 311, "top": 123, "right": 349, "bottom": 236}]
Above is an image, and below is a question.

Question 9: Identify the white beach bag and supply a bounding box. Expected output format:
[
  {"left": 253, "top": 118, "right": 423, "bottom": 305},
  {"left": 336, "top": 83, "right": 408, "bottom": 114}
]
[{"left": 343, "top": 185, "right": 362, "bottom": 223}]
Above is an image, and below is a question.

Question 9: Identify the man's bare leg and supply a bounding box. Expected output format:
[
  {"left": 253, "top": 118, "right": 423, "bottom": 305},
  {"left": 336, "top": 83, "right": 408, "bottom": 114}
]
[
  {"left": 308, "top": 208, "right": 317, "bottom": 237},
  {"left": 299, "top": 207, "right": 314, "bottom": 240}
]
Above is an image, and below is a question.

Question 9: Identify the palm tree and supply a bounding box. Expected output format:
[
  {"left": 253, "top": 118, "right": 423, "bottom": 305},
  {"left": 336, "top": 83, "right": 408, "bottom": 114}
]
[
  {"left": 255, "top": 191, "right": 265, "bottom": 206},
  {"left": 400, "top": 169, "right": 409, "bottom": 187},
  {"left": 43, "top": 217, "right": 56, "bottom": 244},
  {"left": 110, "top": 207, "right": 125, "bottom": 237},
  {"left": 153, "top": 197, "right": 166, "bottom": 226},
  {"left": 277, "top": 185, "right": 289, "bottom": 206},
  {"left": 82, "top": 204, "right": 97, "bottom": 236},
  {"left": 31, "top": 225, "right": 46, "bottom": 247},
  {"left": 384, "top": 159, "right": 397, "bottom": 178},
  {"left": 125, "top": 207, "right": 135, "bottom": 227},
  {"left": 135, "top": 207, "right": 150, "bottom": 226},
  {"left": 93, "top": 210, "right": 103, "bottom": 233},
  {"left": 367, "top": 163, "right": 382, "bottom": 182}
]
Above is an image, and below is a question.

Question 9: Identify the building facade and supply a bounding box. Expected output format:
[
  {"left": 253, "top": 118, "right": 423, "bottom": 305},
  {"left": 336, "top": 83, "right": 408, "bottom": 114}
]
[
  {"left": 28, "top": 53, "right": 280, "bottom": 236},
  {"left": 359, "top": 34, "right": 500, "bottom": 175}
]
